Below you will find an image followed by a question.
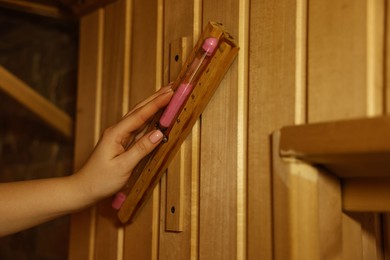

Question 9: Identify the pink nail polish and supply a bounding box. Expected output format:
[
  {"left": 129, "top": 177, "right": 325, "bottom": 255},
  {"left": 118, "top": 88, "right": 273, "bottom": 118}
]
[{"left": 149, "top": 129, "right": 163, "bottom": 144}]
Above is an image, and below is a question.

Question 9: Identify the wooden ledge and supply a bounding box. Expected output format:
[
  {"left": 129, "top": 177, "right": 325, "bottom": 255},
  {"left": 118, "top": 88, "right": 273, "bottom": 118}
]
[
  {"left": 279, "top": 116, "right": 390, "bottom": 178},
  {"left": 278, "top": 116, "right": 390, "bottom": 212}
]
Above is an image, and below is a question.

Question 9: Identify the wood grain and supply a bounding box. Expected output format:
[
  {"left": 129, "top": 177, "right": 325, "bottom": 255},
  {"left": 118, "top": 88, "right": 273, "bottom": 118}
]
[
  {"left": 200, "top": 1, "right": 239, "bottom": 259},
  {"left": 94, "top": 0, "right": 130, "bottom": 259},
  {"left": 273, "top": 132, "right": 342, "bottom": 259},
  {"left": 248, "top": 1, "right": 299, "bottom": 259},
  {"left": 123, "top": 0, "right": 159, "bottom": 259},
  {"left": 308, "top": 0, "right": 385, "bottom": 258},
  {"left": 279, "top": 116, "right": 390, "bottom": 178},
  {"left": 118, "top": 31, "right": 239, "bottom": 223},
  {"left": 165, "top": 37, "right": 192, "bottom": 232},
  {"left": 68, "top": 9, "right": 104, "bottom": 260}
]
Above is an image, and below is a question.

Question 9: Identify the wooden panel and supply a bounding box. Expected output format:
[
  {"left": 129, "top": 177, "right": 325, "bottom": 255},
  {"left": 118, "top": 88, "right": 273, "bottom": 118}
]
[
  {"left": 159, "top": 1, "right": 195, "bottom": 259},
  {"left": 308, "top": 0, "right": 383, "bottom": 123},
  {"left": 385, "top": 2, "right": 390, "bottom": 259},
  {"left": 199, "top": 1, "right": 239, "bottom": 259},
  {"left": 308, "top": 0, "right": 385, "bottom": 259},
  {"left": 159, "top": 138, "right": 194, "bottom": 259},
  {"left": 273, "top": 132, "right": 342, "bottom": 259},
  {"left": 94, "top": 0, "right": 130, "bottom": 259},
  {"left": 123, "top": 0, "right": 159, "bottom": 259},
  {"left": 248, "top": 0, "right": 303, "bottom": 259},
  {"left": 68, "top": 9, "right": 104, "bottom": 260}
]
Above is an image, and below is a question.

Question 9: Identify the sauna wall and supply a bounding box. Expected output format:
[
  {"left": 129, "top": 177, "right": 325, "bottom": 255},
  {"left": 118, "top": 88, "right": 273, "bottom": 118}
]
[{"left": 69, "top": 0, "right": 390, "bottom": 259}]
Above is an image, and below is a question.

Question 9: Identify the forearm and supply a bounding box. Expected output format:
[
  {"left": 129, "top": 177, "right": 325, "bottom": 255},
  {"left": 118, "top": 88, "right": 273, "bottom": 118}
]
[{"left": 0, "top": 175, "right": 93, "bottom": 236}]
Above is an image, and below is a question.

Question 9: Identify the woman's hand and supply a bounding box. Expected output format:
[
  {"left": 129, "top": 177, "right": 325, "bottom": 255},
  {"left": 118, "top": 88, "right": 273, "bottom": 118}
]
[
  {"left": 73, "top": 85, "right": 173, "bottom": 203},
  {"left": 0, "top": 85, "right": 173, "bottom": 236}
]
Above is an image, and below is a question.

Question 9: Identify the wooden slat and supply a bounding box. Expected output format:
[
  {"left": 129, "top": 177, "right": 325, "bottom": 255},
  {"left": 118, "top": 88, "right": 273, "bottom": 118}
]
[
  {"left": 159, "top": 35, "right": 194, "bottom": 259},
  {"left": 165, "top": 37, "right": 192, "bottom": 232},
  {"left": 308, "top": 0, "right": 382, "bottom": 123},
  {"left": 384, "top": 2, "right": 390, "bottom": 258},
  {"left": 159, "top": 1, "right": 199, "bottom": 259},
  {"left": 200, "top": 2, "right": 239, "bottom": 259},
  {"left": 93, "top": 0, "right": 130, "bottom": 259},
  {"left": 248, "top": 1, "right": 304, "bottom": 259},
  {"left": 123, "top": 0, "right": 159, "bottom": 258},
  {"left": 68, "top": 9, "right": 104, "bottom": 260},
  {"left": 0, "top": 66, "right": 73, "bottom": 140}
]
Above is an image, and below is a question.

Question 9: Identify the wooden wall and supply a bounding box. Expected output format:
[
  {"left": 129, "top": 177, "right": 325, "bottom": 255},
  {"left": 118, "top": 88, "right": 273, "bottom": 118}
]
[{"left": 69, "top": 0, "right": 390, "bottom": 259}]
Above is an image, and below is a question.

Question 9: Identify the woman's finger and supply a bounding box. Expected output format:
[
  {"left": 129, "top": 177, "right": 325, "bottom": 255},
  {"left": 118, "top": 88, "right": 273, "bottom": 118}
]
[
  {"left": 113, "top": 89, "right": 173, "bottom": 139},
  {"left": 124, "top": 83, "right": 174, "bottom": 117}
]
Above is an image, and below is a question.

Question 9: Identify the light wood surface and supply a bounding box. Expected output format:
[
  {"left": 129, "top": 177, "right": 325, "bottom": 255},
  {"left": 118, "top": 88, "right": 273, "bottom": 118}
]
[
  {"left": 308, "top": 0, "right": 385, "bottom": 258},
  {"left": 69, "top": 0, "right": 390, "bottom": 258},
  {"left": 123, "top": 0, "right": 159, "bottom": 259},
  {"left": 93, "top": 1, "right": 131, "bottom": 259},
  {"left": 117, "top": 23, "right": 239, "bottom": 224},
  {"left": 68, "top": 9, "right": 104, "bottom": 260},
  {"left": 308, "top": 0, "right": 380, "bottom": 123},
  {"left": 200, "top": 2, "right": 240, "bottom": 259},
  {"left": 273, "top": 131, "right": 342, "bottom": 259},
  {"left": 280, "top": 116, "right": 390, "bottom": 178},
  {"left": 159, "top": 2, "right": 196, "bottom": 259},
  {"left": 165, "top": 37, "right": 192, "bottom": 232},
  {"left": 0, "top": 66, "right": 73, "bottom": 139},
  {"left": 248, "top": 1, "right": 302, "bottom": 258}
]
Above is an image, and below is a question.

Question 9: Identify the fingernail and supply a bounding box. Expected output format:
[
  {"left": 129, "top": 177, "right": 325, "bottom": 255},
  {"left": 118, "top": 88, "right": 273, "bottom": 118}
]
[
  {"left": 160, "top": 85, "right": 173, "bottom": 94},
  {"left": 149, "top": 129, "right": 163, "bottom": 144}
]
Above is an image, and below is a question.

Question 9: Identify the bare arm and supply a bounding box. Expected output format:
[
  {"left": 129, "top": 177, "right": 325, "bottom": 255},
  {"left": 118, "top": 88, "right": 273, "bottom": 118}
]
[{"left": 0, "top": 86, "right": 173, "bottom": 236}]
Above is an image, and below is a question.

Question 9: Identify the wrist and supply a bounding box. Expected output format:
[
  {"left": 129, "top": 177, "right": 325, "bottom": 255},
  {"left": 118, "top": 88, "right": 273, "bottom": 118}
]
[{"left": 66, "top": 173, "right": 98, "bottom": 210}]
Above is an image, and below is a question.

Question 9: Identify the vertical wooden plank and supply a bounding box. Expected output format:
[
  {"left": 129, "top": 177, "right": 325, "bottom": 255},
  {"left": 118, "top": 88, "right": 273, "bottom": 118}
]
[
  {"left": 308, "top": 0, "right": 368, "bottom": 122},
  {"left": 159, "top": 1, "right": 195, "bottom": 259},
  {"left": 385, "top": 2, "right": 390, "bottom": 259},
  {"left": 94, "top": 0, "right": 131, "bottom": 259},
  {"left": 308, "top": 0, "right": 385, "bottom": 259},
  {"left": 123, "top": 0, "right": 159, "bottom": 259},
  {"left": 248, "top": 0, "right": 302, "bottom": 259},
  {"left": 199, "top": 2, "right": 240, "bottom": 259},
  {"left": 159, "top": 136, "right": 193, "bottom": 259},
  {"left": 165, "top": 37, "right": 192, "bottom": 232},
  {"left": 308, "top": 0, "right": 384, "bottom": 122},
  {"left": 68, "top": 9, "right": 103, "bottom": 260}
]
